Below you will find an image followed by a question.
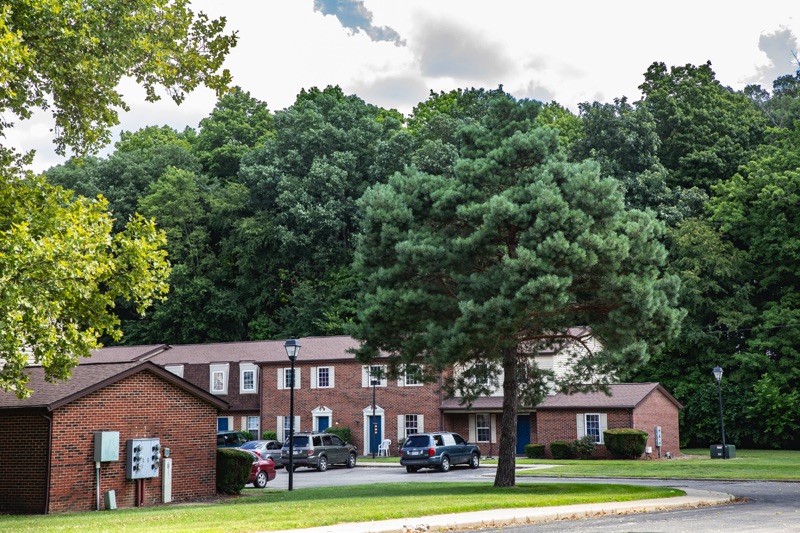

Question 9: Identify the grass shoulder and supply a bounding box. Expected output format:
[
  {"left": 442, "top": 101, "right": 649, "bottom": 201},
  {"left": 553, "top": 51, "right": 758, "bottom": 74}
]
[{"left": 0, "top": 482, "right": 681, "bottom": 532}]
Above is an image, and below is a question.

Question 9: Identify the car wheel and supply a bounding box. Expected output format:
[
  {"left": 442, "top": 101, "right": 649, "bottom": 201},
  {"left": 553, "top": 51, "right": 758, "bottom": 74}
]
[
  {"left": 405, "top": 466, "right": 419, "bottom": 473},
  {"left": 254, "top": 470, "right": 268, "bottom": 488},
  {"left": 439, "top": 456, "right": 451, "bottom": 472},
  {"left": 469, "top": 453, "right": 480, "bottom": 469},
  {"left": 317, "top": 455, "right": 328, "bottom": 472},
  {"left": 347, "top": 453, "right": 357, "bottom": 468}
]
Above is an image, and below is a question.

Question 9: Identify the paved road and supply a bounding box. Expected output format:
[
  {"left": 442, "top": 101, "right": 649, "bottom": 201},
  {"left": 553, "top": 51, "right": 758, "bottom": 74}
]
[{"left": 262, "top": 462, "right": 800, "bottom": 533}]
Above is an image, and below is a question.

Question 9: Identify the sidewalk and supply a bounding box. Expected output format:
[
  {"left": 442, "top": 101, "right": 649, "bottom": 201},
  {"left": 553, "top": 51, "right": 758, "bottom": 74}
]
[{"left": 269, "top": 463, "right": 734, "bottom": 533}]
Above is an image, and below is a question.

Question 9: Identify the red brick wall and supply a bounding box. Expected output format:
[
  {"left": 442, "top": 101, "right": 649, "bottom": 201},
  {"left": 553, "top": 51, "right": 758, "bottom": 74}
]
[
  {"left": 0, "top": 413, "right": 50, "bottom": 514},
  {"left": 46, "top": 371, "right": 219, "bottom": 513},
  {"left": 261, "top": 361, "right": 442, "bottom": 454},
  {"left": 632, "top": 391, "right": 681, "bottom": 457},
  {"left": 536, "top": 409, "right": 633, "bottom": 458}
]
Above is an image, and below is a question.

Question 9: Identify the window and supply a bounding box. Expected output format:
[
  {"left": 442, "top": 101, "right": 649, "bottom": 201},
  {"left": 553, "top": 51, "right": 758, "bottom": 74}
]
[
  {"left": 278, "top": 367, "right": 300, "bottom": 390},
  {"left": 578, "top": 413, "right": 607, "bottom": 444},
  {"left": 362, "top": 365, "right": 387, "bottom": 387},
  {"left": 164, "top": 365, "right": 184, "bottom": 378},
  {"left": 311, "top": 366, "right": 334, "bottom": 389},
  {"left": 247, "top": 416, "right": 259, "bottom": 437},
  {"left": 210, "top": 363, "right": 229, "bottom": 394},
  {"left": 240, "top": 363, "right": 258, "bottom": 394},
  {"left": 405, "top": 415, "right": 418, "bottom": 436},
  {"left": 402, "top": 364, "right": 422, "bottom": 386},
  {"left": 476, "top": 413, "right": 491, "bottom": 442}
]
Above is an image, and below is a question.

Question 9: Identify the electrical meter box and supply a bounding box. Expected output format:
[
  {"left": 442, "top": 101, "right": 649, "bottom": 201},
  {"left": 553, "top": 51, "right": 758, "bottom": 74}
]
[
  {"left": 94, "top": 431, "right": 120, "bottom": 462},
  {"left": 126, "top": 438, "right": 161, "bottom": 479}
]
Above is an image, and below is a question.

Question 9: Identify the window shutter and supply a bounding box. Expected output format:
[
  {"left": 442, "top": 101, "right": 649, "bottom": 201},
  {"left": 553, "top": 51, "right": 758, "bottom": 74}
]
[
  {"left": 277, "top": 369, "right": 284, "bottom": 390},
  {"left": 418, "top": 414, "right": 424, "bottom": 433},
  {"left": 397, "top": 364, "right": 405, "bottom": 387},
  {"left": 490, "top": 414, "right": 497, "bottom": 443},
  {"left": 277, "top": 416, "right": 284, "bottom": 441},
  {"left": 469, "top": 414, "right": 476, "bottom": 442},
  {"left": 310, "top": 367, "right": 317, "bottom": 389},
  {"left": 329, "top": 367, "right": 335, "bottom": 388},
  {"left": 361, "top": 366, "right": 369, "bottom": 387},
  {"left": 294, "top": 416, "right": 301, "bottom": 433},
  {"left": 397, "top": 415, "right": 404, "bottom": 441},
  {"left": 294, "top": 369, "right": 300, "bottom": 389},
  {"left": 599, "top": 413, "right": 608, "bottom": 444},
  {"left": 576, "top": 413, "right": 585, "bottom": 438},
  {"left": 240, "top": 416, "right": 247, "bottom": 431}
]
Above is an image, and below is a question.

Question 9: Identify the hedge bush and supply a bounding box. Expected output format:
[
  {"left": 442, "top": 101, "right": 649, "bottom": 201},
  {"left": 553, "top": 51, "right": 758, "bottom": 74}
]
[
  {"left": 524, "top": 443, "right": 545, "bottom": 459},
  {"left": 241, "top": 430, "right": 253, "bottom": 441},
  {"left": 549, "top": 441, "right": 574, "bottom": 459},
  {"left": 262, "top": 430, "right": 278, "bottom": 440},
  {"left": 216, "top": 448, "right": 253, "bottom": 494},
  {"left": 325, "top": 426, "right": 352, "bottom": 444},
  {"left": 604, "top": 428, "right": 648, "bottom": 459},
  {"left": 571, "top": 434, "right": 596, "bottom": 459}
]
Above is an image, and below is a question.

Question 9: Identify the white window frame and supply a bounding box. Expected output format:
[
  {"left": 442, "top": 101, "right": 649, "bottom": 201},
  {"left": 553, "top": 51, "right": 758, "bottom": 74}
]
[
  {"left": 246, "top": 416, "right": 260, "bottom": 437},
  {"left": 210, "top": 363, "right": 229, "bottom": 394},
  {"left": 577, "top": 413, "right": 607, "bottom": 444},
  {"left": 310, "top": 366, "right": 334, "bottom": 389},
  {"left": 164, "top": 365, "right": 184, "bottom": 378},
  {"left": 240, "top": 363, "right": 258, "bottom": 394},
  {"left": 362, "top": 365, "right": 387, "bottom": 387},
  {"left": 397, "top": 414, "right": 424, "bottom": 441},
  {"left": 399, "top": 364, "right": 423, "bottom": 387},
  {"left": 476, "top": 413, "right": 491, "bottom": 442},
  {"left": 468, "top": 413, "right": 497, "bottom": 443},
  {"left": 277, "top": 367, "right": 300, "bottom": 390}
]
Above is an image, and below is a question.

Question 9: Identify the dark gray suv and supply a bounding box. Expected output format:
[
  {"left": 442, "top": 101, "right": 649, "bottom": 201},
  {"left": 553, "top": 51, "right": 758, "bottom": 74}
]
[
  {"left": 400, "top": 432, "right": 480, "bottom": 473},
  {"left": 281, "top": 432, "right": 357, "bottom": 471}
]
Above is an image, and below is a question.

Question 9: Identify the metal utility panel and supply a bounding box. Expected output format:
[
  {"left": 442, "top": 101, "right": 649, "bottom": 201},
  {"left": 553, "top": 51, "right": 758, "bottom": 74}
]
[
  {"left": 126, "top": 438, "right": 161, "bottom": 479},
  {"left": 94, "top": 432, "right": 120, "bottom": 462}
]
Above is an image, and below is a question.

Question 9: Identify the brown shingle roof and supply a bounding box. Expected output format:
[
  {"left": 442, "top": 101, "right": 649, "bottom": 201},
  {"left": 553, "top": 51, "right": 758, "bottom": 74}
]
[
  {"left": 0, "top": 361, "right": 228, "bottom": 411},
  {"left": 537, "top": 383, "right": 682, "bottom": 410},
  {"left": 440, "top": 383, "right": 682, "bottom": 412}
]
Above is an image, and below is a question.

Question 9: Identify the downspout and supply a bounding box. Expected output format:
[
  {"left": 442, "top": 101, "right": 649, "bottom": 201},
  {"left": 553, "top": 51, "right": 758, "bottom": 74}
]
[
  {"left": 438, "top": 372, "right": 444, "bottom": 430},
  {"left": 41, "top": 411, "right": 53, "bottom": 514}
]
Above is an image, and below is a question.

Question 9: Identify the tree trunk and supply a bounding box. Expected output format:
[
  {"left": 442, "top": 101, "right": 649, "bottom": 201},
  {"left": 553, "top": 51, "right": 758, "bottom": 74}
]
[{"left": 493, "top": 345, "right": 519, "bottom": 487}]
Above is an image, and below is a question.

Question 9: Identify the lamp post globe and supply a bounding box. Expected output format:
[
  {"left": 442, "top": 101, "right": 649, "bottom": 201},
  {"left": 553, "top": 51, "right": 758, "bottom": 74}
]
[{"left": 285, "top": 338, "right": 301, "bottom": 490}]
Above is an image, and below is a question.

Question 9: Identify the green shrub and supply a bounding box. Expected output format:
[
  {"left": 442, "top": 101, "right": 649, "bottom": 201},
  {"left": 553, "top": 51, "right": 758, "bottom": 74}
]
[
  {"left": 604, "top": 428, "right": 648, "bottom": 459},
  {"left": 325, "top": 426, "right": 352, "bottom": 444},
  {"left": 550, "top": 441, "right": 574, "bottom": 459},
  {"left": 216, "top": 448, "right": 252, "bottom": 494},
  {"left": 524, "top": 443, "right": 546, "bottom": 459},
  {"left": 241, "top": 430, "right": 253, "bottom": 441},
  {"left": 571, "top": 435, "right": 597, "bottom": 460},
  {"left": 262, "top": 430, "right": 278, "bottom": 441}
]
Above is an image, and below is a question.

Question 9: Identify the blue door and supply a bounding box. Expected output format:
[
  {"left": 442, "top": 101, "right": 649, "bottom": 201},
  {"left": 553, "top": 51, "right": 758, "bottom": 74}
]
[
  {"left": 217, "top": 417, "right": 229, "bottom": 431},
  {"left": 317, "top": 416, "right": 330, "bottom": 432},
  {"left": 516, "top": 415, "right": 531, "bottom": 454},
  {"left": 369, "top": 415, "right": 382, "bottom": 455}
]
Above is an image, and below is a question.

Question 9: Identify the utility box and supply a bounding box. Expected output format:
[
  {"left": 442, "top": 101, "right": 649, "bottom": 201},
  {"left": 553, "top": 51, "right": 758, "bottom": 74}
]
[
  {"left": 710, "top": 444, "right": 736, "bottom": 458},
  {"left": 126, "top": 438, "right": 161, "bottom": 479},
  {"left": 94, "top": 432, "right": 120, "bottom": 462},
  {"left": 104, "top": 490, "right": 117, "bottom": 510}
]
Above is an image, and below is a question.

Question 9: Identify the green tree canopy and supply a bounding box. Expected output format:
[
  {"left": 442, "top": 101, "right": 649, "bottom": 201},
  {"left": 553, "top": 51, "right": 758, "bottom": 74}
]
[{"left": 351, "top": 91, "right": 683, "bottom": 487}]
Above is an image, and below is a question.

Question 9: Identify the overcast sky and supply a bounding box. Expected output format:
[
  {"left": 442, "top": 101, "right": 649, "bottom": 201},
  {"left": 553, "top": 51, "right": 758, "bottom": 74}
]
[{"left": 8, "top": 0, "right": 800, "bottom": 172}]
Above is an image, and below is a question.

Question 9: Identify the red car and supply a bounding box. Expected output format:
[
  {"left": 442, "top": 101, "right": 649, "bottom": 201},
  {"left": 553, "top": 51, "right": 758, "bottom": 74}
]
[{"left": 238, "top": 449, "right": 277, "bottom": 488}]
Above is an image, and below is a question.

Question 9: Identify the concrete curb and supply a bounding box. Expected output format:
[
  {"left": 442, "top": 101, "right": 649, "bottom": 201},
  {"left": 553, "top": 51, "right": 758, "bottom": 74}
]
[{"left": 266, "top": 488, "right": 734, "bottom": 533}]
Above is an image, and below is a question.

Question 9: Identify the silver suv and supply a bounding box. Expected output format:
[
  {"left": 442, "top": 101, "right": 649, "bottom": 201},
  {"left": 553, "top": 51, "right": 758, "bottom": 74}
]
[
  {"left": 281, "top": 432, "right": 357, "bottom": 471},
  {"left": 400, "top": 432, "right": 480, "bottom": 473}
]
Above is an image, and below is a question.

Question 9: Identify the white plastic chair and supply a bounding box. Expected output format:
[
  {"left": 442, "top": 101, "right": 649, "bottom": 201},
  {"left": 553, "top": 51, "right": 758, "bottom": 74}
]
[{"left": 378, "top": 439, "right": 391, "bottom": 456}]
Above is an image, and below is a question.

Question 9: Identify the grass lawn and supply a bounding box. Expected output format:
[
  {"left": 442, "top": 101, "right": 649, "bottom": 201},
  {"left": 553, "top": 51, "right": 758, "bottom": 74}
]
[
  {"left": 510, "top": 448, "right": 800, "bottom": 480},
  {"left": 0, "top": 482, "right": 681, "bottom": 533}
]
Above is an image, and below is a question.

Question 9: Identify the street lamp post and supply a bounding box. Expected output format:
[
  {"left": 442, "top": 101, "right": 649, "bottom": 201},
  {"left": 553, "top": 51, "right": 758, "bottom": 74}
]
[
  {"left": 371, "top": 368, "right": 379, "bottom": 459},
  {"left": 712, "top": 366, "right": 728, "bottom": 459},
  {"left": 285, "top": 338, "right": 301, "bottom": 490}
]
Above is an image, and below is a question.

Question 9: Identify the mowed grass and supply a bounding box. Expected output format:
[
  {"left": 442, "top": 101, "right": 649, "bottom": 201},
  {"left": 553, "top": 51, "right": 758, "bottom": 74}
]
[
  {"left": 0, "top": 482, "right": 681, "bottom": 533},
  {"left": 511, "top": 448, "right": 800, "bottom": 480}
]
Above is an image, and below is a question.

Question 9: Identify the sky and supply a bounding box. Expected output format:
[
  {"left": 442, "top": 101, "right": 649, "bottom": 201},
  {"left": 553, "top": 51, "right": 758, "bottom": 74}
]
[{"left": 7, "top": 0, "right": 800, "bottom": 172}]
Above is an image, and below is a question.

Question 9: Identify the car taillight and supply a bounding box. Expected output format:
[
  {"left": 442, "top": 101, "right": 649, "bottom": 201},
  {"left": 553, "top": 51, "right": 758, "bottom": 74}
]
[
  {"left": 307, "top": 448, "right": 314, "bottom": 455},
  {"left": 428, "top": 448, "right": 435, "bottom": 457}
]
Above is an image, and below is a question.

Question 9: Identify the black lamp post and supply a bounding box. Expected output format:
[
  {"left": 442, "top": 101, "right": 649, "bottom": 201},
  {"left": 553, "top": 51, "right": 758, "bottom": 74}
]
[
  {"left": 712, "top": 366, "right": 728, "bottom": 459},
  {"left": 285, "top": 338, "right": 301, "bottom": 490},
  {"left": 370, "top": 368, "right": 379, "bottom": 459}
]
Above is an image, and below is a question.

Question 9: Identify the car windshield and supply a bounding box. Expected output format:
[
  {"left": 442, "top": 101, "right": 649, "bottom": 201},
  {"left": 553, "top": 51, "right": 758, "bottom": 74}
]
[{"left": 404, "top": 435, "right": 430, "bottom": 447}]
